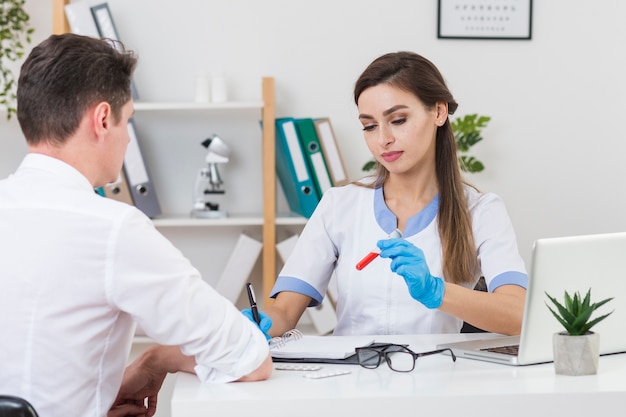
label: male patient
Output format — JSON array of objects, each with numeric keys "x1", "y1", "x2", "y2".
[{"x1": 0, "y1": 33, "x2": 272, "y2": 417}]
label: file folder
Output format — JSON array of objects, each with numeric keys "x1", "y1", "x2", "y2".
[
  {"x1": 295, "y1": 118, "x2": 333, "y2": 197},
  {"x1": 64, "y1": 1, "x2": 101, "y2": 37},
  {"x1": 214, "y1": 233, "x2": 263, "y2": 303},
  {"x1": 124, "y1": 120, "x2": 161, "y2": 218},
  {"x1": 314, "y1": 118, "x2": 349, "y2": 186},
  {"x1": 275, "y1": 118, "x2": 320, "y2": 218},
  {"x1": 102, "y1": 170, "x2": 134, "y2": 205},
  {"x1": 90, "y1": 3, "x2": 139, "y2": 99}
]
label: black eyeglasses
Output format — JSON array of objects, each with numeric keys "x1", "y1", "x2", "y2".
[{"x1": 355, "y1": 343, "x2": 456, "y2": 372}]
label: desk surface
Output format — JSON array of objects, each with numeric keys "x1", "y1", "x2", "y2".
[{"x1": 171, "y1": 333, "x2": 626, "y2": 417}]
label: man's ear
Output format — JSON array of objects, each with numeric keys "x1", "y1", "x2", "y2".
[{"x1": 92, "y1": 102, "x2": 112, "y2": 140}]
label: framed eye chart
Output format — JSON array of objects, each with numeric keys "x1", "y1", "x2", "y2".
[{"x1": 437, "y1": 0, "x2": 533, "y2": 40}]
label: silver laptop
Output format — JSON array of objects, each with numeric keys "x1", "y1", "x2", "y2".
[{"x1": 437, "y1": 232, "x2": 626, "y2": 365}]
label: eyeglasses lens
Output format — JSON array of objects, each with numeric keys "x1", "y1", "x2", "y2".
[
  {"x1": 386, "y1": 350, "x2": 415, "y2": 372},
  {"x1": 356, "y1": 348, "x2": 382, "y2": 368}
]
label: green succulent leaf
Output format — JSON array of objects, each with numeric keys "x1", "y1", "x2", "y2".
[{"x1": 545, "y1": 289, "x2": 614, "y2": 336}]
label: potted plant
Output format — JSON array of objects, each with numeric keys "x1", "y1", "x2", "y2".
[
  {"x1": 450, "y1": 114, "x2": 490, "y2": 173},
  {"x1": 361, "y1": 113, "x2": 490, "y2": 173},
  {"x1": 0, "y1": 0, "x2": 34, "y2": 120},
  {"x1": 545, "y1": 288, "x2": 614, "y2": 375}
]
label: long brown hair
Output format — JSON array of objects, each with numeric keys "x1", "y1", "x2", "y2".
[{"x1": 354, "y1": 51, "x2": 477, "y2": 284}]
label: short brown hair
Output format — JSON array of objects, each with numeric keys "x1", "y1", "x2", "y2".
[{"x1": 17, "y1": 33, "x2": 137, "y2": 146}]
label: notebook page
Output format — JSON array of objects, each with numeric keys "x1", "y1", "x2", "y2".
[{"x1": 270, "y1": 336, "x2": 375, "y2": 360}]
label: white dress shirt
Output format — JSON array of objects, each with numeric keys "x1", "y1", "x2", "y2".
[{"x1": 0, "y1": 154, "x2": 269, "y2": 417}]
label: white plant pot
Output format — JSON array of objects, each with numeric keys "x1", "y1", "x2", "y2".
[{"x1": 552, "y1": 331, "x2": 600, "y2": 376}]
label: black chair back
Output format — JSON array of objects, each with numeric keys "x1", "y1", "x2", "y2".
[{"x1": 0, "y1": 396, "x2": 39, "y2": 417}]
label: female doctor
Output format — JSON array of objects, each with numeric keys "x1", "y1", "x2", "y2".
[{"x1": 246, "y1": 51, "x2": 527, "y2": 337}]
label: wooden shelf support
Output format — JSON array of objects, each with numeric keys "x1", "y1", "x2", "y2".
[
  {"x1": 261, "y1": 77, "x2": 276, "y2": 305},
  {"x1": 52, "y1": 0, "x2": 70, "y2": 35}
]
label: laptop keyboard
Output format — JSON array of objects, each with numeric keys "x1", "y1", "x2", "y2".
[{"x1": 481, "y1": 344, "x2": 519, "y2": 356}]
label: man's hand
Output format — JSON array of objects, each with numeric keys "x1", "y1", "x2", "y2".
[
  {"x1": 107, "y1": 400, "x2": 149, "y2": 417},
  {"x1": 110, "y1": 346, "x2": 190, "y2": 417}
]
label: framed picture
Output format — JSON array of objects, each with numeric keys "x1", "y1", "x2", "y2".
[{"x1": 438, "y1": 0, "x2": 532, "y2": 40}]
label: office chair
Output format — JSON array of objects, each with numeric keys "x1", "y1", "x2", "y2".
[
  {"x1": 460, "y1": 277, "x2": 488, "y2": 333},
  {"x1": 0, "y1": 395, "x2": 39, "y2": 417}
]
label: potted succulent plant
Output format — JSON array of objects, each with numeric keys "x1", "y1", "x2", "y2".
[
  {"x1": 545, "y1": 288, "x2": 614, "y2": 375},
  {"x1": 0, "y1": 0, "x2": 34, "y2": 120}
]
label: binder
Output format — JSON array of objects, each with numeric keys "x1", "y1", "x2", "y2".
[
  {"x1": 64, "y1": 1, "x2": 101, "y2": 37},
  {"x1": 89, "y1": 3, "x2": 140, "y2": 99},
  {"x1": 275, "y1": 118, "x2": 320, "y2": 218},
  {"x1": 276, "y1": 234, "x2": 337, "y2": 335},
  {"x1": 214, "y1": 233, "x2": 263, "y2": 303},
  {"x1": 294, "y1": 118, "x2": 333, "y2": 197},
  {"x1": 124, "y1": 120, "x2": 161, "y2": 218},
  {"x1": 313, "y1": 118, "x2": 349, "y2": 186},
  {"x1": 102, "y1": 170, "x2": 134, "y2": 205}
]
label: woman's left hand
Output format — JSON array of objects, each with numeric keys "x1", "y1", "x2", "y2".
[{"x1": 378, "y1": 238, "x2": 445, "y2": 308}]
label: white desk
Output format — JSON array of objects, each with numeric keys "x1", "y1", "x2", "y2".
[{"x1": 171, "y1": 334, "x2": 626, "y2": 417}]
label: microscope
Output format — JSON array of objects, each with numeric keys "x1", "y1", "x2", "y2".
[{"x1": 191, "y1": 134, "x2": 231, "y2": 218}]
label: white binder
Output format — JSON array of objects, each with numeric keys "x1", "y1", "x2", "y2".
[
  {"x1": 215, "y1": 234, "x2": 263, "y2": 304},
  {"x1": 313, "y1": 118, "x2": 349, "y2": 186},
  {"x1": 124, "y1": 120, "x2": 161, "y2": 218},
  {"x1": 64, "y1": 1, "x2": 100, "y2": 37}
]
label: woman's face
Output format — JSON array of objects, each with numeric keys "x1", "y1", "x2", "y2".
[{"x1": 357, "y1": 83, "x2": 445, "y2": 177}]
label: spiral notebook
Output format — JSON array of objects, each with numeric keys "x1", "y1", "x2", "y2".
[{"x1": 269, "y1": 330, "x2": 374, "y2": 361}]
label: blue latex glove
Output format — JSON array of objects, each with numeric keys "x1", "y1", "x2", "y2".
[
  {"x1": 377, "y1": 238, "x2": 445, "y2": 309},
  {"x1": 241, "y1": 309, "x2": 273, "y2": 340}
]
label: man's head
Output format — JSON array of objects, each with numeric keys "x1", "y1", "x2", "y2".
[{"x1": 17, "y1": 33, "x2": 137, "y2": 146}]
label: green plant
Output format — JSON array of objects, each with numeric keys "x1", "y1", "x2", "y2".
[
  {"x1": 361, "y1": 113, "x2": 491, "y2": 174},
  {"x1": 451, "y1": 113, "x2": 490, "y2": 173},
  {"x1": 545, "y1": 288, "x2": 614, "y2": 336},
  {"x1": 0, "y1": 0, "x2": 34, "y2": 120}
]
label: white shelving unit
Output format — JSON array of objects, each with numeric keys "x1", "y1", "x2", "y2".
[
  {"x1": 52, "y1": 0, "x2": 306, "y2": 302},
  {"x1": 130, "y1": 77, "x2": 297, "y2": 303}
]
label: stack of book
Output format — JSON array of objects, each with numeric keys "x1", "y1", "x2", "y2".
[{"x1": 275, "y1": 117, "x2": 348, "y2": 218}]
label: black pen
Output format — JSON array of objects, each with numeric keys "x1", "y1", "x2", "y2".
[{"x1": 246, "y1": 283, "x2": 261, "y2": 325}]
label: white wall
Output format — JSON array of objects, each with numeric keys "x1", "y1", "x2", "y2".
[{"x1": 4, "y1": 0, "x2": 626, "y2": 267}]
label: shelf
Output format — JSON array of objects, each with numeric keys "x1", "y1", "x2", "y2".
[
  {"x1": 152, "y1": 214, "x2": 307, "y2": 228},
  {"x1": 133, "y1": 101, "x2": 263, "y2": 111},
  {"x1": 275, "y1": 214, "x2": 309, "y2": 226},
  {"x1": 153, "y1": 214, "x2": 264, "y2": 227}
]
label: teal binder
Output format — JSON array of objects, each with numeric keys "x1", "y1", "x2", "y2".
[
  {"x1": 295, "y1": 118, "x2": 333, "y2": 197},
  {"x1": 275, "y1": 118, "x2": 320, "y2": 218}
]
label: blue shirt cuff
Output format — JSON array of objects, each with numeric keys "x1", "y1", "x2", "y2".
[
  {"x1": 488, "y1": 271, "x2": 528, "y2": 292},
  {"x1": 270, "y1": 276, "x2": 324, "y2": 307}
]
